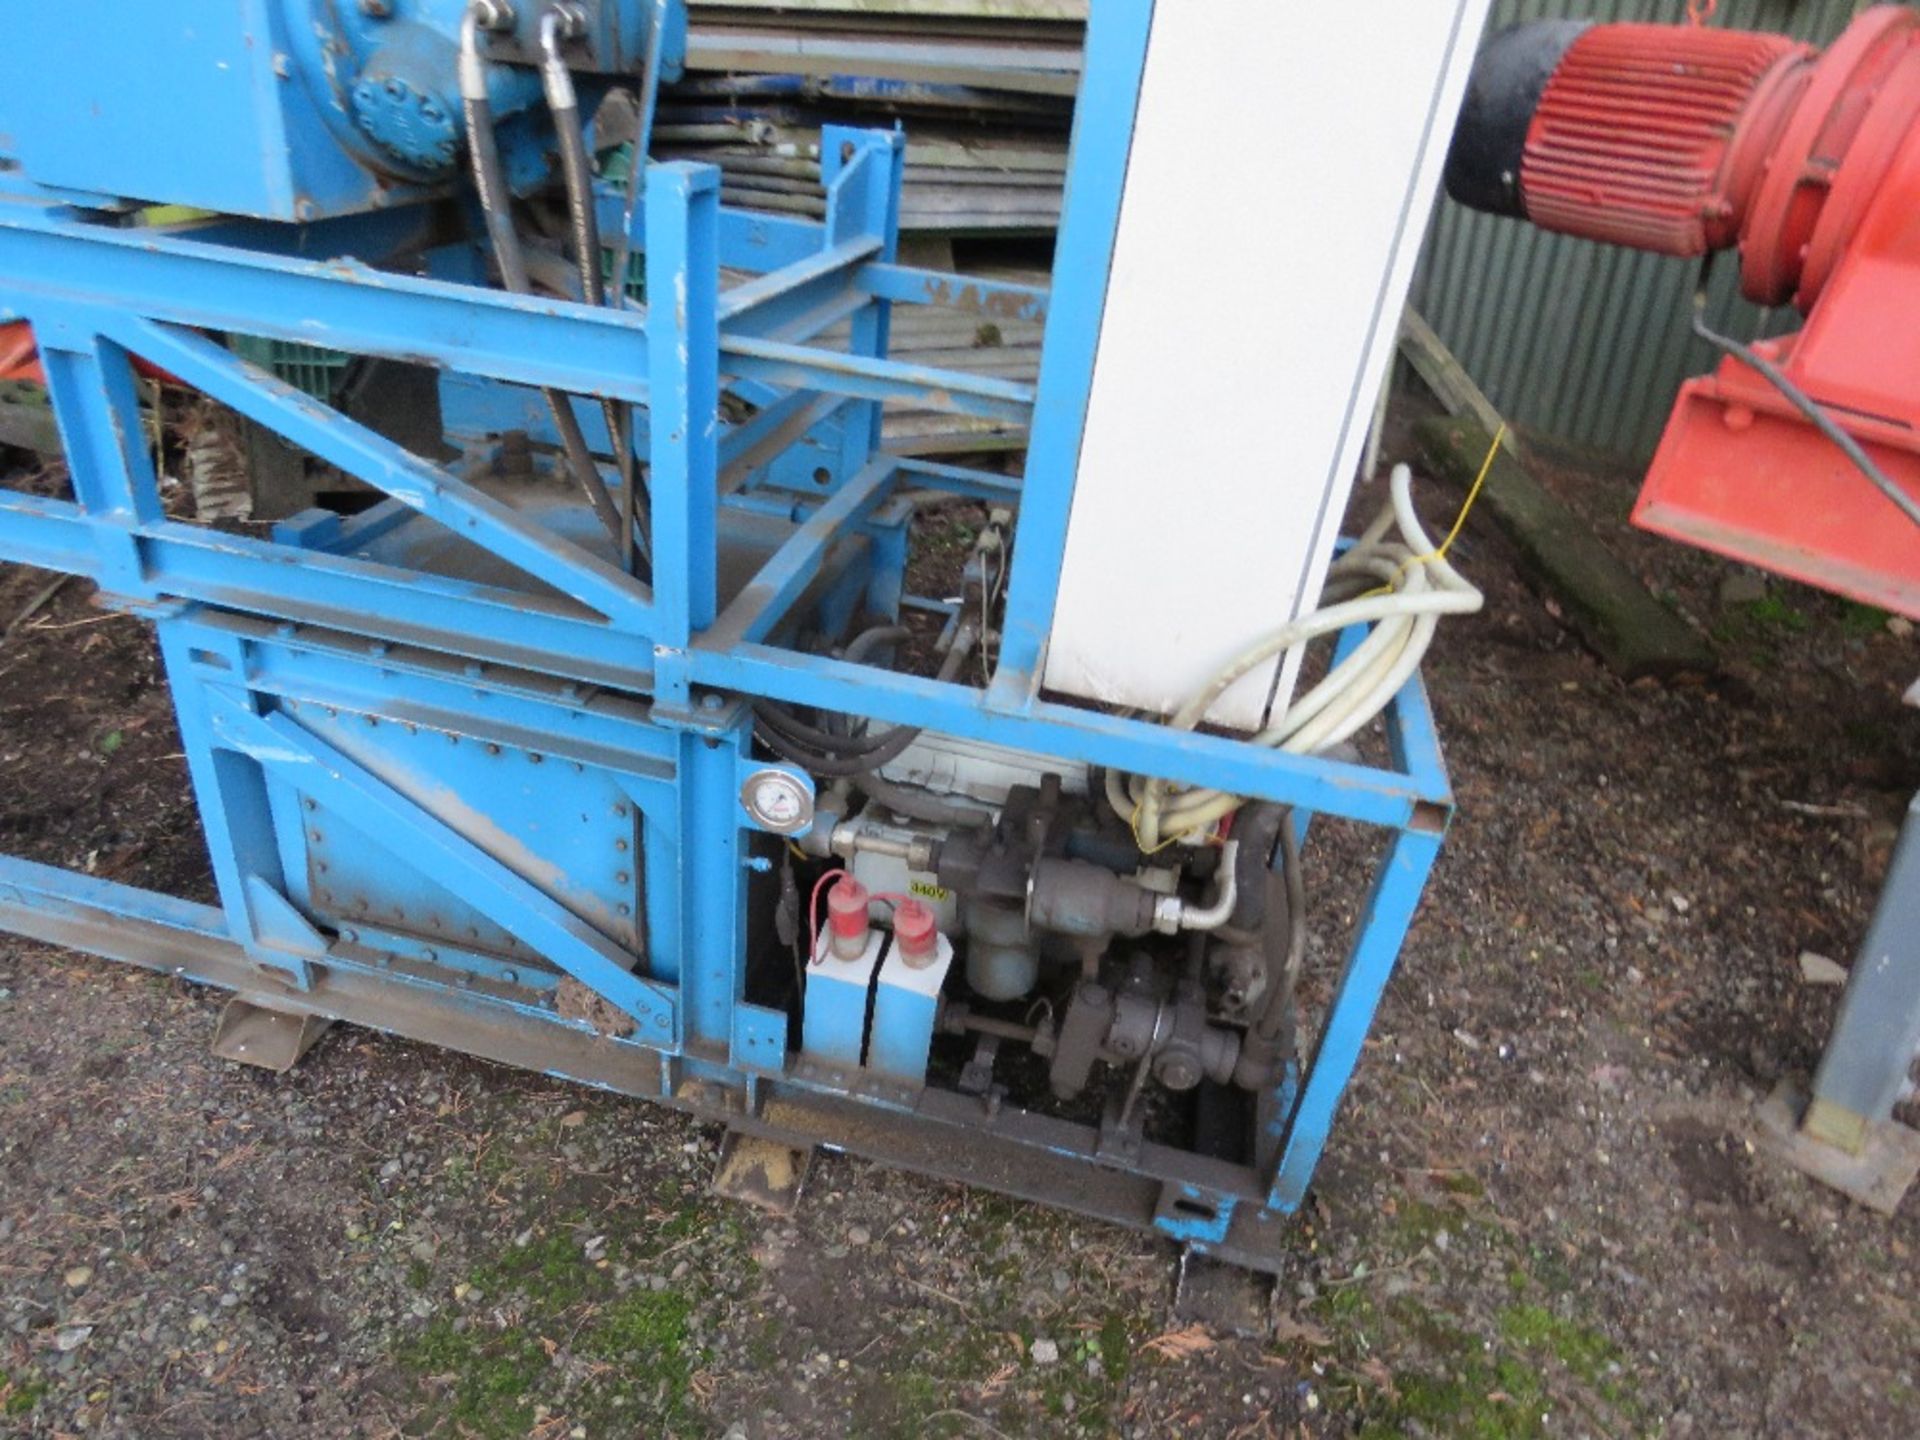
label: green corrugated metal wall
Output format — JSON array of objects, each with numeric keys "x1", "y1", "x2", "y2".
[{"x1": 1411, "y1": 0, "x2": 1872, "y2": 461}]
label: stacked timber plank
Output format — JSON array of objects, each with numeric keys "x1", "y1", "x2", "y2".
[
  {"x1": 671, "y1": 1, "x2": 1082, "y2": 235},
  {"x1": 677, "y1": 3, "x2": 1073, "y2": 452}
]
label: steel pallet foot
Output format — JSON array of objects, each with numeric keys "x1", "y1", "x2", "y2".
[
  {"x1": 1171, "y1": 1247, "x2": 1274, "y2": 1338},
  {"x1": 1755, "y1": 1079, "x2": 1920, "y2": 1215},
  {"x1": 712, "y1": 1128, "x2": 816, "y2": 1216},
  {"x1": 210, "y1": 997, "x2": 335, "y2": 1074}
]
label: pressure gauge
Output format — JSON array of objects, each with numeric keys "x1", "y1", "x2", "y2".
[{"x1": 740, "y1": 767, "x2": 813, "y2": 834}]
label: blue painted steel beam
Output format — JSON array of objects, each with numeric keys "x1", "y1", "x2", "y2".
[
  {"x1": 719, "y1": 390, "x2": 848, "y2": 493},
  {"x1": 0, "y1": 492, "x2": 654, "y2": 689},
  {"x1": 1268, "y1": 822, "x2": 1444, "y2": 1210},
  {"x1": 0, "y1": 202, "x2": 658, "y2": 403},
  {"x1": 723, "y1": 335, "x2": 1035, "y2": 425},
  {"x1": 706, "y1": 458, "x2": 900, "y2": 648},
  {"x1": 0, "y1": 478, "x2": 1447, "y2": 830},
  {"x1": 716, "y1": 236, "x2": 884, "y2": 331},
  {"x1": 989, "y1": 0, "x2": 1155, "y2": 698},
  {"x1": 692, "y1": 640, "x2": 1451, "y2": 828},
  {"x1": 117, "y1": 316, "x2": 658, "y2": 627},
  {"x1": 857, "y1": 263, "x2": 1050, "y2": 324}
]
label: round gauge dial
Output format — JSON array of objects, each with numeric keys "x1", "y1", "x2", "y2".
[{"x1": 740, "y1": 768, "x2": 813, "y2": 834}]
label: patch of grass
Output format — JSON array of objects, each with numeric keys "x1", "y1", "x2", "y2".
[
  {"x1": 585, "y1": 1288, "x2": 701, "y2": 1421},
  {"x1": 1840, "y1": 600, "x2": 1889, "y2": 637},
  {"x1": 1743, "y1": 594, "x2": 1809, "y2": 632},
  {"x1": 1498, "y1": 1303, "x2": 1618, "y2": 1387},
  {"x1": 398, "y1": 1320, "x2": 548, "y2": 1440},
  {"x1": 3, "y1": 1369, "x2": 49, "y2": 1418},
  {"x1": 399, "y1": 1206, "x2": 726, "y2": 1440},
  {"x1": 1389, "y1": 1199, "x2": 1458, "y2": 1253},
  {"x1": 1368, "y1": 1356, "x2": 1550, "y2": 1440}
]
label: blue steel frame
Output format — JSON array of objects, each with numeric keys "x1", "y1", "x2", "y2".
[{"x1": 0, "y1": 0, "x2": 1454, "y2": 1270}]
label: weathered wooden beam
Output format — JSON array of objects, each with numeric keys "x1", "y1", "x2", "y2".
[
  {"x1": 1417, "y1": 414, "x2": 1717, "y2": 680},
  {"x1": 1400, "y1": 306, "x2": 1715, "y2": 680}
]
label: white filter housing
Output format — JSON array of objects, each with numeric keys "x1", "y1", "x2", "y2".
[{"x1": 1042, "y1": 0, "x2": 1494, "y2": 731}]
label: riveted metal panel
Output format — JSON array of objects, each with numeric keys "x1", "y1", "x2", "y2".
[{"x1": 1411, "y1": 0, "x2": 1867, "y2": 461}]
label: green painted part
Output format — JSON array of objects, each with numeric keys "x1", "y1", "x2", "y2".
[
  {"x1": 230, "y1": 334, "x2": 351, "y2": 402},
  {"x1": 1411, "y1": 0, "x2": 1865, "y2": 463}
]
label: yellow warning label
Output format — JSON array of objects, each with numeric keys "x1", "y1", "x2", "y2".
[{"x1": 909, "y1": 879, "x2": 951, "y2": 901}]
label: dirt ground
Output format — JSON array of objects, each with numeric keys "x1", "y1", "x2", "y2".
[{"x1": 1, "y1": 417, "x2": 1917, "y2": 1440}]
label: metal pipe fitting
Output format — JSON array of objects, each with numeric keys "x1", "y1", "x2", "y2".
[
  {"x1": 1170, "y1": 840, "x2": 1239, "y2": 933},
  {"x1": 470, "y1": 0, "x2": 516, "y2": 31}
]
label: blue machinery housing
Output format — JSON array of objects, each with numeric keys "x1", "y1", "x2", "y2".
[{"x1": 0, "y1": 1, "x2": 1453, "y2": 1273}]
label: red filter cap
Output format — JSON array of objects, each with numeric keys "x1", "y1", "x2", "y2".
[
  {"x1": 894, "y1": 899, "x2": 938, "y2": 965},
  {"x1": 826, "y1": 877, "x2": 871, "y2": 939}
]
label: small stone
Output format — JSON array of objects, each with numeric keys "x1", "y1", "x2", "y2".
[
  {"x1": 1799, "y1": 951, "x2": 1848, "y2": 986},
  {"x1": 846, "y1": 1225, "x2": 871, "y2": 1247},
  {"x1": 1030, "y1": 1338, "x2": 1059, "y2": 1365},
  {"x1": 1718, "y1": 571, "x2": 1767, "y2": 607},
  {"x1": 723, "y1": 1425, "x2": 749, "y2": 1440},
  {"x1": 64, "y1": 1266, "x2": 93, "y2": 1290},
  {"x1": 1888, "y1": 615, "x2": 1915, "y2": 639},
  {"x1": 54, "y1": 1325, "x2": 93, "y2": 1352},
  {"x1": 379, "y1": 1159, "x2": 403, "y2": 1181},
  {"x1": 560, "y1": 1111, "x2": 588, "y2": 1128}
]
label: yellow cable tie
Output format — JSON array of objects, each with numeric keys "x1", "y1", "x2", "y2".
[{"x1": 1360, "y1": 423, "x2": 1505, "y2": 598}]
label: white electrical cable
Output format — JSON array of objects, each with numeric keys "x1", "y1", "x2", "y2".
[{"x1": 1112, "y1": 464, "x2": 1482, "y2": 849}]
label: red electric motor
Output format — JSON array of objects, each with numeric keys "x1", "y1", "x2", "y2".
[{"x1": 1447, "y1": 6, "x2": 1920, "y2": 616}]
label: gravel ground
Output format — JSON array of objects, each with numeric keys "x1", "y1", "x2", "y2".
[{"x1": 1, "y1": 426, "x2": 1917, "y2": 1439}]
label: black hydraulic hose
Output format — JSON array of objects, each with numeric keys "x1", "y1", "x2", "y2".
[
  {"x1": 1690, "y1": 293, "x2": 1920, "y2": 533},
  {"x1": 842, "y1": 623, "x2": 913, "y2": 666},
  {"x1": 1255, "y1": 812, "x2": 1306, "y2": 1045},
  {"x1": 754, "y1": 628, "x2": 974, "y2": 777},
  {"x1": 1226, "y1": 803, "x2": 1287, "y2": 934},
  {"x1": 460, "y1": 10, "x2": 624, "y2": 547},
  {"x1": 539, "y1": 10, "x2": 650, "y2": 575},
  {"x1": 750, "y1": 627, "x2": 913, "y2": 755}
]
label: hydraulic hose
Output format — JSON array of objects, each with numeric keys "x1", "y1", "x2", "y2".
[
  {"x1": 1111, "y1": 465, "x2": 1483, "y2": 849},
  {"x1": 460, "y1": 8, "x2": 625, "y2": 548},
  {"x1": 754, "y1": 627, "x2": 976, "y2": 778},
  {"x1": 538, "y1": 8, "x2": 651, "y2": 574},
  {"x1": 1258, "y1": 811, "x2": 1306, "y2": 1046}
]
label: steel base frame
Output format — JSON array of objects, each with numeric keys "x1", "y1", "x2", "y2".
[{"x1": 0, "y1": 0, "x2": 1456, "y2": 1271}]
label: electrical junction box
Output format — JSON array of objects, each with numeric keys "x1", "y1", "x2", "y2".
[{"x1": 1042, "y1": 0, "x2": 1495, "y2": 731}]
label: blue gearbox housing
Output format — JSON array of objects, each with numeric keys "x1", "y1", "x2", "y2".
[{"x1": 0, "y1": 0, "x2": 685, "y2": 221}]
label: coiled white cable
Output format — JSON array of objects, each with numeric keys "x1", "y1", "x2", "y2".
[{"x1": 1111, "y1": 464, "x2": 1483, "y2": 849}]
